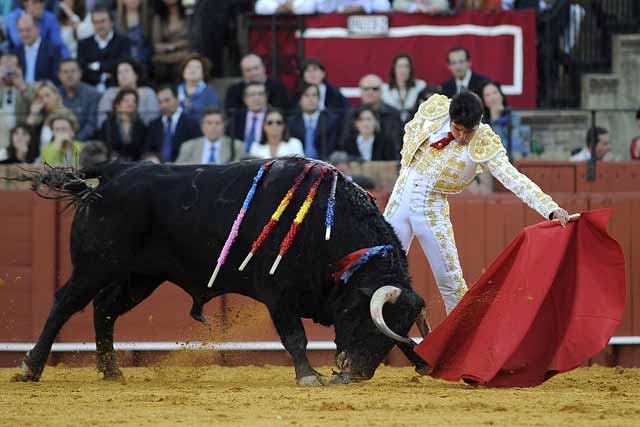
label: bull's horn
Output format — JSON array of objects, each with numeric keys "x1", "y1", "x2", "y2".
[{"x1": 369, "y1": 286, "x2": 412, "y2": 345}]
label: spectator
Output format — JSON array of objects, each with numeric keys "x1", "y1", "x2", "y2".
[
  {"x1": 340, "y1": 104, "x2": 397, "y2": 161},
  {"x1": 58, "y1": 0, "x2": 94, "y2": 58},
  {"x1": 13, "y1": 13, "x2": 62, "y2": 83},
  {"x1": 298, "y1": 58, "x2": 349, "y2": 114},
  {"x1": 58, "y1": 59, "x2": 100, "y2": 141},
  {"x1": 255, "y1": 0, "x2": 317, "y2": 14},
  {"x1": 225, "y1": 53, "x2": 290, "y2": 114},
  {"x1": 569, "y1": 127, "x2": 613, "y2": 162},
  {"x1": 288, "y1": 82, "x2": 340, "y2": 160},
  {"x1": 98, "y1": 87, "x2": 147, "y2": 160},
  {"x1": 177, "y1": 54, "x2": 220, "y2": 123},
  {"x1": 115, "y1": 0, "x2": 152, "y2": 76},
  {"x1": 146, "y1": 85, "x2": 201, "y2": 163},
  {"x1": 382, "y1": 53, "x2": 427, "y2": 122},
  {"x1": 151, "y1": 0, "x2": 190, "y2": 84},
  {"x1": 5, "y1": 0, "x2": 69, "y2": 58},
  {"x1": 0, "y1": 124, "x2": 38, "y2": 164},
  {"x1": 0, "y1": 53, "x2": 34, "y2": 151},
  {"x1": 97, "y1": 58, "x2": 159, "y2": 126},
  {"x1": 393, "y1": 0, "x2": 449, "y2": 13},
  {"x1": 249, "y1": 108, "x2": 304, "y2": 159},
  {"x1": 26, "y1": 80, "x2": 64, "y2": 147},
  {"x1": 316, "y1": 0, "x2": 391, "y2": 13},
  {"x1": 630, "y1": 108, "x2": 640, "y2": 160},
  {"x1": 479, "y1": 80, "x2": 527, "y2": 158},
  {"x1": 230, "y1": 81, "x2": 269, "y2": 153},
  {"x1": 440, "y1": 47, "x2": 489, "y2": 98},
  {"x1": 343, "y1": 73, "x2": 403, "y2": 153},
  {"x1": 176, "y1": 107, "x2": 246, "y2": 165},
  {"x1": 77, "y1": 6, "x2": 131, "y2": 91},
  {"x1": 328, "y1": 150, "x2": 376, "y2": 189},
  {"x1": 40, "y1": 109, "x2": 85, "y2": 165}
]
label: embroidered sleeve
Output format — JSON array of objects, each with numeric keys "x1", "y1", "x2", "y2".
[{"x1": 484, "y1": 151, "x2": 559, "y2": 219}]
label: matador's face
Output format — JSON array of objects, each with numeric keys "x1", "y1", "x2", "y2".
[{"x1": 450, "y1": 122, "x2": 479, "y2": 145}]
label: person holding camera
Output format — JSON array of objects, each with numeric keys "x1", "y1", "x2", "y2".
[{"x1": 0, "y1": 53, "x2": 34, "y2": 155}]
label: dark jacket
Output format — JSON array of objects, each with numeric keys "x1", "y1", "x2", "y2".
[
  {"x1": 341, "y1": 103, "x2": 403, "y2": 155},
  {"x1": 77, "y1": 33, "x2": 131, "y2": 86},
  {"x1": 99, "y1": 114, "x2": 147, "y2": 161},
  {"x1": 441, "y1": 71, "x2": 489, "y2": 98},
  {"x1": 13, "y1": 39, "x2": 62, "y2": 84},
  {"x1": 341, "y1": 132, "x2": 398, "y2": 161},
  {"x1": 224, "y1": 78, "x2": 290, "y2": 114},
  {"x1": 287, "y1": 110, "x2": 340, "y2": 160},
  {"x1": 146, "y1": 111, "x2": 202, "y2": 162}
]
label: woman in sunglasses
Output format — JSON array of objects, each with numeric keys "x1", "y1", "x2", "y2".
[{"x1": 250, "y1": 108, "x2": 304, "y2": 159}]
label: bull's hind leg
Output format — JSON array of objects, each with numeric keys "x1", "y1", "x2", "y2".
[
  {"x1": 268, "y1": 307, "x2": 328, "y2": 387},
  {"x1": 93, "y1": 276, "x2": 162, "y2": 381},
  {"x1": 13, "y1": 273, "x2": 106, "y2": 382}
]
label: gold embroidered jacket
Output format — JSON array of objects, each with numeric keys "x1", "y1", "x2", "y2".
[{"x1": 396, "y1": 94, "x2": 558, "y2": 219}]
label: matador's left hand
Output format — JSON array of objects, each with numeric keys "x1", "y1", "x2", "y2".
[{"x1": 551, "y1": 208, "x2": 570, "y2": 227}]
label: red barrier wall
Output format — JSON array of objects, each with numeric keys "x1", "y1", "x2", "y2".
[{"x1": 1, "y1": 189, "x2": 639, "y2": 368}]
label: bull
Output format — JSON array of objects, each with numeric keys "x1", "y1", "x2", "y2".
[{"x1": 13, "y1": 158, "x2": 430, "y2": 385}]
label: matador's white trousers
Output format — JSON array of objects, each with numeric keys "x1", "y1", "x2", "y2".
[{"x1": 384, "y1": 168, "x2": 468, "y2": 314}]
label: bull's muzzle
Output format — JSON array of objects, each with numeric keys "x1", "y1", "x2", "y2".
[{"x1": 369, "y1": 285, "x2": 415, "y2": 345}]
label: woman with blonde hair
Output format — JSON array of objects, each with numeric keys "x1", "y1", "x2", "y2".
[
  {"x1": 26, "y1": 81, "x2": 65, "y2": 148},
  {"x1": 40, "y1": 109, "x2": 85, "y2": 166}
]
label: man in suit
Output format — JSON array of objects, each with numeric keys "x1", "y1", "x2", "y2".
[
  {"x1": 440, "y1": 47, "x2": 489, "y2": 98},
  {"x1": 229, "y1": 81, "x2": 268, "y2": 153},
  {"x1": 288, "y1": 82, "x2": 340, "y2": 160},
  {"x1": 341, "y1": 74, "x2": 403, "y2": 154},
  {"x1": 5, "y1": 0, "x2": 69, "y2": 58},
  {"x1": 77, "y1": 6, "x2": 130, "y2": 91},
  {"x1": 224, "y1": 54, "x2": 289, "y2": 114},
  {"x1": 176, "y1": 107, "x2": 246, "y2": 165},
  {"x1": 146, "y1": 85, "x2": 202, "y2": 163},
  {"x1": 12, "y1": 13, "x2": 61, "y2": 84},
  {"x1": 298, "y1": 58, "x2": 349, "y2": 114}
]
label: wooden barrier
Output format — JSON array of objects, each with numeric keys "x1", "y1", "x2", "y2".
[{"x1": 1, "y1": 165, "x2": 639, "y2": 368}]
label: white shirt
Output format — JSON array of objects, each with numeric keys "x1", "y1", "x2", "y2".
[
  {"x1": 356, "y1": 134, "x2": 375, "y2": 161},
  {"x1": 201, "y1": 137, "x2": 222, "y2": 164},
  {"x1": 24, "y1": 37, "x2": 41, "y2": 83},
  {"x1": 316, "y1": 0, "x2": 391, "y2": 13},
  {"x1": 455, "y1": 69, "x2": 472, "y2": 93},
  {"x1": 249, "y1": 137, "x2": 304, "y2": 159},
  {"x1": 94, "y1": 30, "x2": 114, "y2": 50},
  {"x1": 255, "y1": 0, "x2": 317, "y2": 14}
]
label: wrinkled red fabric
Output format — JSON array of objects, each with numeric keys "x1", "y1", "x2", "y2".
[{"x1": 415, "y1": 209, "x2": 626, "y2": 387}]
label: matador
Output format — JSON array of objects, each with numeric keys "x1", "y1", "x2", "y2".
[{"x1": 384, "y1": 92, "x2": 569, "y2": 314}]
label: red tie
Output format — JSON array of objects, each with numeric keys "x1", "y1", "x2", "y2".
[{"x1": 430, "y1": 132, "x2": 455, "y2": 150}]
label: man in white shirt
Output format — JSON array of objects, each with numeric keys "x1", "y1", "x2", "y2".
[
  {"x1": 13, "y1": 14, "x2": 61, "y2": 83},
  {"x1": 316, "y1": 0, "x2": 391, "y2": 13},
  {"x1": 569, "y1": 127, "x2": 613, "y2": 162},
  {"x1": 176, "y1": 107, "x2": 246, "y2": 165},
  {"x1": 440, "y1": 47, "x2": 489, "y2": 98},
  {"x1": 255, "y1": 0, "x2": 317, "y2": 15}
]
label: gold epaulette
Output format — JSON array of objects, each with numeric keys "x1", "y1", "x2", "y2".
[
  {"x1": 401, "y1": 95, "x2": 450, "y2": 162},
  {"x1": 468, "y1": 124, "x2": 506, "y2": 163}
]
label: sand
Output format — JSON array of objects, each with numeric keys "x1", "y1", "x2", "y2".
[{"x1": 1, "y1": 364, "x2": 640, "y2": 426}]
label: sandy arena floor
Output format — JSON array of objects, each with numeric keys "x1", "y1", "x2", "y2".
[{"x1": 1, "y1": 363, "x2": 640, "y2": 426}]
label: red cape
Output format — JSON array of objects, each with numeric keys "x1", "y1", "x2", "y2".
[{"x1": 415, "y1": 209, "x2": 626, "y2": 387}]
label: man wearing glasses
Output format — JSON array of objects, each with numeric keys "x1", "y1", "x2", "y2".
[
  {"x1": 384, "y1": 92, "x2": 569, "y2": 314},
  {"x1": 341, "y1": 74, "x2": 403, "y2": 154}
]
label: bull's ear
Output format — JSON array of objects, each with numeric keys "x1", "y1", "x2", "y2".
[{"x1": 358, "y1": 287, "x2": 374, "y2": 297}]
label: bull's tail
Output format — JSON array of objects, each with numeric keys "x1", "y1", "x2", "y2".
[{"x1": 4, "y1": 164, "x2": 101, "y2": 212}]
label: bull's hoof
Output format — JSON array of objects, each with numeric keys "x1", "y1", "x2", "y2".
[
  {"x1": 296, "y1": 374, "x2": 328, "y2": 387},
  {"x1": 329, "y1": 372, "x2": 359, "y2": 384},
  {"x1": 11, "y1": 360, "x2": 42, "y2": 382},
  {"x1": 102, "y1": 368, "x2": 125, "y2": 382}
]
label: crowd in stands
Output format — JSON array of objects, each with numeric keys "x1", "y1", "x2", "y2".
[{"x1": 0, "y1": 0, "x2": 636, "y2": 174}]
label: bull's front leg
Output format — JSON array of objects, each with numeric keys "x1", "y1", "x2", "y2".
[{"x1": 268, "y1": 307, "x2": 328, "y2": 386}]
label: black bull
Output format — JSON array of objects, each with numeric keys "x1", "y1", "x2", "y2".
[{"x1": 14, "y1": 158, "x2": 430, "y2": 385}]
